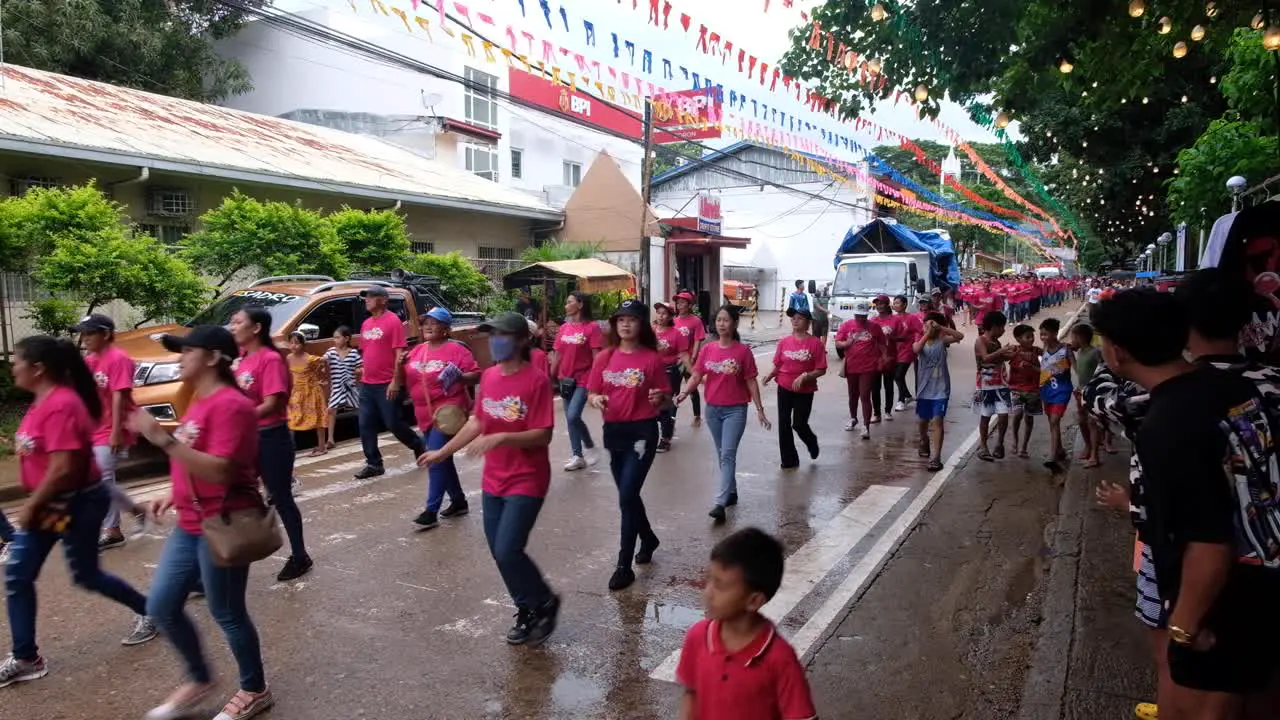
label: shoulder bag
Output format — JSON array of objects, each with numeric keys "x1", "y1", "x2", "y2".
[{"x1": 187, "y1": 472, "x2": 282, "y2": 568}]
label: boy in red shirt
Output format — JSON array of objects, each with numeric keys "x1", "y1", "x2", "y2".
[{"x1": 677, "y1": 528, "x2": 817, "y2": 720}]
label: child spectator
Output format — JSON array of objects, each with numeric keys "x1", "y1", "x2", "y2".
[
  {"x1": 677, "y1": 528, "x2": 816, "y2": 720},
  {"x1": 1008, "y1": 324, "x2": 1043, "y2": 459},
  {"x1": 323, "y1": 326, "x2": 361, "y2": 450},
  {"x1": 1039, "y1": 317, "x2": 1074, "y2": 473},
  {"x1": 287, "y1": 331, "x2": 329, "y2": 456},
  {"x1": 974, "y1": 311, "x2": 1016, "y2": 461},
  {"x1": 1071, "y1": 324, "x2": 1102, "y2": 468}
]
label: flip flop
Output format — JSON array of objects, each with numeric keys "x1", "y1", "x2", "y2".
[
  {"x1": 1083, "y1": 459, "x2": 1101, "y2": 469},
  {"x1": 927, "y1": 459, "x2": 944, "y2": 471},
  {"x1": 992, "y1": 446, "x2": 1005, "y2": 459},
  {"x1": 978, "y1": 449, "x2": 995, "y2": 462}
]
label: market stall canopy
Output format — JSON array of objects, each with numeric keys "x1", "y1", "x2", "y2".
[{"x1": 502, "y1": 258, "x2": 636, "y2": 293}]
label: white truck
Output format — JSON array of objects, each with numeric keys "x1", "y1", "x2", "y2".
[{"x1": 827, "y1": 220, "x2": 959, "y2": 329}]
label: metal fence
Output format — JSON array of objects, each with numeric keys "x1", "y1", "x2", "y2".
[
  {"x1": 467, "y1": 257, "x2": 525, "y2": 287},
  {"x1": 0, "y1": 273, "x2": 142, "y2": 359}
]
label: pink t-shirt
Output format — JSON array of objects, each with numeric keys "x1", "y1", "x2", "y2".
[
  {"x1": 772, "y1": 335, "x2": 828, "y2": 394},
  {"x1": 85, "y1": 345, "x2": 136, "y2": 447},
  {"x1": 169, "y1": 386, "x2": 263, "y2": 535},
  {"x1": 404, "y1": 340, "x2": 479, "y2": 428},
  {"x1": 15, "y1": 386, "x2": 100, "y2": 493},
  {"x1": 893, "y1": 313, "x2": 925, "y2": 363},
  {"x1": 474, "y1": 364, "x2": 555, "y2": 497},
  {"x1": 869, "y1": 314, "x2": 898, "y2": 370},
  {"x1": 836, "y1": 318, "x2": 888, "y2": 374},
  {"x1": 696, "y1": 341, "x2": 758, "y2": 407},
  {"x1": 235, "y1": 347, "x2": 291, "y2": 428},
  {"x1": 674, "y1": 313, "x2": 707, "y2": 347},
  {"x1": 587, "y1": 347, "x2": 669, "y2": 423},
  {"x1": 656, "y1": 325, "x2": 690, "y2": 365},
  {"x1": 531, "y1": 347, "x2": 551, "y2": 378},
  {"x1": 359, "y1": 311, "x2": 407, "y2": 385},
  {"x1": 553, "y1": 320, "x2": 603, "y2": 384}
]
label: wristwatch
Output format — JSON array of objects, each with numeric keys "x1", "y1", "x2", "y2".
[{"x1": 1168, "y1": 625, "x2": 1196, "y2": 646}]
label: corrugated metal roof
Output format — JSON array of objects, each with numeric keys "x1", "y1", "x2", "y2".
[{"x1": 0, "y1": 65, "x2": 561, "y2": 221}]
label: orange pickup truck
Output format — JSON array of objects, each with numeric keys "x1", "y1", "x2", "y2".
[{"x1": 116, "y1": 272, "x2": 489, "y2": 428}]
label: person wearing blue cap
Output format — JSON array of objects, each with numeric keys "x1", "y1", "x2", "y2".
[{"x1": 403, "y1": 307, "x2": 481, "y2": 530}]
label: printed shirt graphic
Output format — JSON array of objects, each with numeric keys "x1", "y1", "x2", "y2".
[
  {"x1": 554, "y1": 320, "x2": 604, "y2": 384},
  {"x1": 15, "y1": 386, "x2": 100, "y2": 493},
  {"x1": 836, "y1": 318, "x2": 887, "y2": 374},
  {"x1": 404, "y1": 340, "x2": 479, "y2": 428},
  {"x1": 1040, "y1": 345, "x2": 1073, "y2": 404},
  {"x1": 587, "y1": 347, "x2": 668, "y2": 423},
  {"x1": 474, "y1": 364, "x2": 555, "y2": 497},
  {"x1": 772, "y1": 335, "x2": 828, "y2": 394},
  {"x1": 674, "y1": 314, "x2": 707, "y2": 344},
  {"x1": 358, "y1": 311, "x2": 407, "y2": 384},
  {"x1": 84, "y1": 345, "x2": 136, "y2": 446},
  {"x1": 235, "y1": 348, "x2": 291, "y2": 428},
  {"x1": 975, "y1": 338, "x2": 1008, "y2": 390},
  {"x1": 869, "y1": 315, "x2": 899, "y2": 369},
  {"x1": 169, "y1": 387, "x2": 262, "y2": 534},
  {"x1": 697, "y1": 341, "x2": 758, "y2": 406},
  {"x1": 656, "y1": 325, "x2": 690, "y2": 364}
]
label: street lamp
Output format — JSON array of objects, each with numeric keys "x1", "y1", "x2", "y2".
[{"x1": 1157, "y1": 232, "x2": 1172, "y2": 272}]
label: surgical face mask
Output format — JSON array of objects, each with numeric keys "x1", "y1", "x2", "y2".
[{"x1": 490, "y1": 334, "x2": 518, "y2": 363}]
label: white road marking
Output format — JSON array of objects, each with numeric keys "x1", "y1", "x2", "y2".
[{"x1": 649, "y1": 484, "x2": 908, "y2": 682}]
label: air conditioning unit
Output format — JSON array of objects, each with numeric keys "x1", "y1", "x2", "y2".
[{"x1": 148, "y1": 188, "x2": 196, "y2": 217}]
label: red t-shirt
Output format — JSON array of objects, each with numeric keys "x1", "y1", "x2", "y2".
[
  {"x1": 85, "y1": 344, "x2": 136, "y2": 447},
  {"x1": 474, "y1": 364, "x2": 555, "y2": 497},
  {"x1": 1008, "y1": 347, "x2": 1041, "y2": 392},
  {"x1": 404, "y1": 340, "x2": 479, "y2": 428},
  {"x1": 15, "y1": 386, "x2": 100, "y2": 493},
  {"x1": 170, "y1": 386, "x2": 263, "y2": 535},
  {"x1": 696, "y1": 341, "x2": 758, "y2": 407},
  {"x1": 359, "y1": 311, "x2": 407, "y2": 385},
  {"x1": 587, "y1": 346, "x2": 669, "y2": 423},
  {"x1": 893, "y1": 313, "x2": 924, "y2": 363},
  {"x1": 870, "y1": 314, "x2": 899, "y2": 370},
  {"x1": 553, "y1": 320, "x2": 604, "y2": 384},
  {"x1": 656, "y1": 325, "x2": 690, "y2": 365},
  {"x1": 530, "y1": 347, "x2": 550, "y2": 378},
  {"x1": 772, "y1": 335, "x2": 827, "y2": 394},
  {"x1": 235, "y1": 347, "x2": 291, "y2": 428},
  {"x1": 676, "y1": 619, "x2": 817, "y2": 720},
  {"x1": 836, "y1": 318, "x2": 887, "y2": 374},
  {"x1": 674, "y1": 313, "x2": 707, "y2": 347}
]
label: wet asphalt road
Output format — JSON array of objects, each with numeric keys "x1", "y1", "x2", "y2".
[{"x1": 0, "y1": 304, "x2": 1083, "y2": 720}]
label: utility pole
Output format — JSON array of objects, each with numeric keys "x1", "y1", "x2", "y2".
[{"x1": 637, "y1": 99, "x2": 655, "y2": 306}]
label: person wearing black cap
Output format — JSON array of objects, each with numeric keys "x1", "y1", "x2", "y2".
[
  {"x1": 762, "y1": 307, "x2": 826, "y2": 469},
  {"x1": 586, "y1": 300, "x2": 668, "y2": 591},
  {"x1": 419, "y1": 312, "x2": 561, "y2": 645},
  {"x1": 127, "y1": 325, "x2": 274, "y2": 720}
]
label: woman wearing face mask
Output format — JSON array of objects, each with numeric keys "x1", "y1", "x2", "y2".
[
  {"x1": 419, "y1": 312, "x2": 560, "y2": 645},
  {"x1": 229, "y1": 308, "x2": 311, "y2": 583},
  {"x1": 652, "y1": 301, "x2": 690, "y2": 452},
  {"x1": 587, "y1": 300, "x2": 670, "y2": 591},
  {"x1": 551, "y1": 291, "x2": 602, "y2": 472},
  {"x1": 676, "y1": 306, "x2": 771, "y2": 523},
  {"x1": 404, "y1": 307, "x2": 480, "y2": 530},
  {"x1": 0, "y1": 336, "x2": 153, "y2": 690},
  {"x1": 128, "y1": 325, "x2": 273, "y2": 720}
]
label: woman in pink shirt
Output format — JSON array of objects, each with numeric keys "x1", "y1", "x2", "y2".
[
  {"x1": 677, "y1": 306, "x2": 771, "y2": 524},
  {"x1": 762, "y1": 308, "x2": 827, "y2": 469},
  {"x1": 587, "y1": 300, "x2": 671, "y2": 591},
  {"x1": 891, "y1": 295, "x2": 924, "y2": 412},
  {"x1": 869, "y1": 295, "x2": 900, "y2": 422},
  {"x1": 405, "y1": 307, "x2": 480, "y2": 530},
  {"x1": 230, "y1": 308, "x2": 310, "y2": 583},
  {"x1": 652, "y1": 301, "x2": 691, "y2": 452},
  {"x1": 0, "y1": 336, "x2": 152, "y2": 690},
  {"x1": 672, "y1": 290, "x2": 706, "y2": 426},
  {"x1": 836, "y1": 302, "x2": 890, "y2": 440},
  {"x1": 419, "y1": 312, "x2": 560, "y2": 646},
  {"x1": 552, "y1": 291, "x2": 603, "y2": 471},
  {"x1": 128, "y1": 325, "x2": 273, "y2": 720}
]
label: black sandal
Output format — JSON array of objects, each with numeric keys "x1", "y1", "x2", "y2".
[
  {"x1": 978, "y1": 449, "x2": 995, "y2": 462},
  {"x1": 992, "y1": 445, "x2": 1005, "y2": 460},
  {"x1": 927, "y1": 459, "x2": 944, "y2": 471}
]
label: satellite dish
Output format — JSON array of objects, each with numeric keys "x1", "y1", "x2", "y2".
[{"x1": 421, "y1": 91, "x2": 443, "y2": 109}]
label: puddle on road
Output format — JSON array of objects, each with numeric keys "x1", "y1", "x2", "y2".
[
  {"x1": 642, "y1": 600, "x2": 704, "y2": 631},
  {"x1": 550, "y1": 671, "x2": 608, "y2": 714}
]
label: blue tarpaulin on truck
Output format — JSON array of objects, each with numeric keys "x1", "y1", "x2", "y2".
[{"x1": 834, "y1": 219, "x2": 961, "y2": 291}]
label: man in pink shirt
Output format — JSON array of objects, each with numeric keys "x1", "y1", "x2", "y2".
[{"x1": 354, "y1": 285, "x2": 426, "y2": 479}]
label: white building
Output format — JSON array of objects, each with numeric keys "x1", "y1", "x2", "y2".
[{"x1": 216, "y1": 5, "x2": 644, "y2": 241}]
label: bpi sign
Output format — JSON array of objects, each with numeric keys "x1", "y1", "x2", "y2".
[
  {"x1": 561, "y1": 90, "x2": 593, "y2": 118},
  {"x1": 697, "y1": 194, "x2": 722, "y2": 234}
]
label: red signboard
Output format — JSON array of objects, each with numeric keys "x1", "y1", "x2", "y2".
[
  {"x1": 697, "y1": 194, "x2": 722, "y2": 234},
  {"x1": 652, "y1": 89, "x2": 723, "y2": 144},
  {"x1": 507, "y1": 68, "x2": 643, "y2": 140}
]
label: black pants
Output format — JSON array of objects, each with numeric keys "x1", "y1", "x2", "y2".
[
  {"x1": 777, "y1": 387, "x2": 818, "y2": 467},
  {"x1": 604, "y1": 420, "x2": 659, "y2": 568},
  {"x1": 894, "y1": 362, "x2": 912, "y2": 402},
  {"x1": 871, "y1": 371, "x2": 894, "y2": 415},
  {"x1": 259, "y1": 423, "x2": 308, "y2": 561},
  {"x1": 682, "y1": 369, "x2": 701, "y2": 417},
  {"x1": 658, "y1": 363, "x2": 682, "y2": 440}
]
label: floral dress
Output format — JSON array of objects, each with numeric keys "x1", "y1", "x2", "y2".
[{"x1": 287, "y1": 354, "x2": 327, "y2": 431}]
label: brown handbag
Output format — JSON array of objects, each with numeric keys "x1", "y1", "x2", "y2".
[
  {"x1": 421, "y1": 364, "x2": 469, "y2": 436},
  {"x1": 188, "y1": 476, "x2": 283, "y2": 568}
]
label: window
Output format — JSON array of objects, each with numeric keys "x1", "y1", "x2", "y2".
[
  {"x1": 9, "y1": 176, "x2": 60, "y2": 196},
  {"x1": 148, "y1": 189, "x2": 196, "y2": 217},
  {"x1": 510, "y1": 149, "x2": 523, "y2": 179},
  {"x1": 410, "y1": 240, "x2": 436, "y2": 254},
  {"x1": 137, "y1": 223, "x2": 191, "y2": 246},
  {"x1": 464, "y1": 67, "x2": 498, "y2": 129},
  {"x1": 562, "y1": 161, "x2": 582, "y2": 187},
  {"x1": 295, "y1": 298, "x2": 357, "y2": 341},
  {"x1": 478, "y1": 246, "x2": 516, "y2": 260},
  {"x1": 466, "y1": 144, "x2": 499, "y2": 182}
]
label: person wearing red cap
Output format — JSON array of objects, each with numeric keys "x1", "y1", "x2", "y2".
[
  {"x1": 672, "y1": 290, "x2": 706, "y2": 427},
  {"x1": 869, "y1": 295, "x2": 899, "y2": 423}
]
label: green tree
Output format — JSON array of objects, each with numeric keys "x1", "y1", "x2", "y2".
[
  {"x1": 1, "y1": 0, "x2": 266, "y2": 102},
  {"x1": 404, "y1": 252, "x2": 495, "y2": 312},
  {"x1": 0, "y1": 182, "x2": 125, "y2": 269},
  {"x1": 328, "y1": 207, "x2": 411, "y2": 274},
  {"x1": 1168, "y1": 120, "x2": 1280, "y2": 226},
  {"x1": 183, "y1": 190, "x2": 350, "y2": 289},
  {"x1": 652, "y1": 142, "x2": 705, "y2": 176}
]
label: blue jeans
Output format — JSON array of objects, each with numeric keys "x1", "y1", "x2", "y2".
[
  {"x1": 563, "y1": 385, "x2": 595, "y2": 458},
  {"x1": 705, "y1": 404, "x2": 748, "y2": 506},
  {"x1": 422, "y1": 428, "x2": 465, "y2": 513},
  {"x1": 259, "y1": 424, "x2": 307, "y2": 562},
  {"x1": 358, "y1": 382, "x2": 425, "y2": 468},
  {"x1": 0, "y1": 512, "x2": 13, "y2": 543},
  {"x1": 147, "y1": 527, "x2": 264, "y2": 692},
  {"x1": 482, "y1": 493, "x2": 553, "y2": 610},
  {"x1": 6, "y1": 484, "x2": 149, "y2": 660},
  {"x1": 604, "y1": 420, "x2": 659, "y2": 568}
]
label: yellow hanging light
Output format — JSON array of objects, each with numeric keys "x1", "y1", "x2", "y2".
[
  {"x1": 1205, "y1": 1, "x2": 1218, "y2": 18},
  {"x1": 1157, "y1": 16, "x2": 1172, "y2": 34},
  {"x1": 995, "y1": 111, "x2": 1011, "y2": 128},
  {"x1": 867, "y1": 57, "x2": 882, "y2": 74},
  {"x1": 1173, "y1": 41, "x2": 1188, "y2": 58},
  {"x1": 1191, "y1": 24, "x2": 1206, "y2": 42},
  {"x1": 870, "y1": 2, "x2": 887, "y2": 22},
  {"x1": 914, "y1": 84, "x2": 929, "y2": 102},
  {"x1": 1058, "y1": 56, "x2": 1074, "y2": 73},
  {"x1": 1266, "y1": 25, "x2": 1280, "y2": 52},
  {"x1": 1128, "y1": 0, "x2": 1145, "y2": 18},
  {"x1": 1253, "y1": 13, "x2": 1266, "y2": 31},
  {"x1": 842, "y1": 50, "x2": 857, "y2": 70}
]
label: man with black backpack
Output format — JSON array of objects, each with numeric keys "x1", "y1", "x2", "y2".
[{"x1": 1093, "y1": 286, "x2": 1280, "y2": 720}]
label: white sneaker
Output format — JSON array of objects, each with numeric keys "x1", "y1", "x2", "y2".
[
  {"x1": 893, "y1": 401, "x2": 906, "y2": 412},
  {"x1": 564, "y1": 456, "x2": 587, "y2": 471},
  {"x1": 844, "y1": 419, "x2": 857, "y2": 432},
  {"x1": 583, "y1": 449, "x2": 599, "y2": 467},
  {"x1": 860, "y1": 427, "x2": 871, "y2": 440}
]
